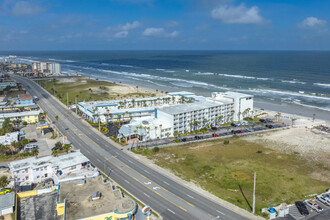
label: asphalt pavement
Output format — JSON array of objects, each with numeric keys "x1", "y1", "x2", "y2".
[{"x1": 12, "y1": 75, "x2": 253, "y2": 220}]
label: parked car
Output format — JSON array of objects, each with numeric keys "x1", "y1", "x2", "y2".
[
  {"x1": 194, "y1": 136, "x2": 203, "y2": 140},
  {"x1": 0, "y1": 188, "x2": 11, "y2": 195},
  {"x1": 29, "y1": 139, "x2": 37, "y2": 143},
  {"x1": 241, "y1": 121, "x2": 249, "y2": 126},
  {"x1": 316, "y1": 195, "x2": 330, "y2": 206},
  {"x1": 211, "y1": 126, "x2": 217, "y2": 130},
  {"x1": 295, "y1": 201, "x2": 309, "y2": 216},
  {"x1": 266, "y1": 118, "x2": 273, "y2": 123},
  {"x1": 24, "y1": 144, "x2": 38, "y2": 153},
  {"x1": 259, "y1": 119, "x2": 267, "y2": 123},
  {"x1": 304, "y1": 199, "x2": 323, "y2": 212},
  {"x1": 265, "y1": 124, "x2": 274, "y2": 129},
  {"x1": 51, "y1": 147, "x2": 57, "y2": 151},
  {"x1": 231, "y1": 123, "x2": 239, "y2": 127},
  {"x1": 231, "y1": 130, "x2": 243, "y2": 134},
  {"x1": 181, "y1": 138, "x2": 187, "y2": 142},
  {"x1": 322, "y1": 193, "x2": 330, "y2": 203},
  {"x1": 212, "y1": 133, "x2": 219, "y2": 137}
]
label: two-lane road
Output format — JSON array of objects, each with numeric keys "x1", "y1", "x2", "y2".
[{"x1": 12, "y1": 75, "x2": 251, "y2": 220}]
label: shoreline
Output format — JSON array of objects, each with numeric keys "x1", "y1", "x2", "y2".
[{"x1": 63, "y1": 74, "x2": 330, "y2": 125}]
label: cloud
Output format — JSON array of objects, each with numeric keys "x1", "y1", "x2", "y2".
[
  {"x1": 211, "y1": 3, "x2": 264, "y2": 24},
  {"x1": 298, "y1": 17, "x2": 327, "y2": 29},
  {"x1": 113, "y1": 31, "x2": 128, "y2": 38},
  {"x1": 119, "y1": 21, "x2": 141, "y2": 31},
  {"x1": 143, "y1": 27, "x2": 178, "y2": 37},
  {"x1": 9, "y1": 1, "x2": 46, "y2": 16}
]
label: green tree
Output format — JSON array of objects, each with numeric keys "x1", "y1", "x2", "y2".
[
  {"x1": 0, "y1": 176, "x2": 9, "y2": 188},
  {"x1": 55, "y1": 141, "x2": 63, "y2": 149},
  {"x1": 63, "y1": 144, "x2": 71, "y2": 153},
  {"x1": 55, "y1": 115, "x2": 59, "y2": 121}
]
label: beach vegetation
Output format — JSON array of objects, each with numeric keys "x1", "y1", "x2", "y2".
[{"x1": 134, "y1": 138, "x2": 329, "y2": 216}]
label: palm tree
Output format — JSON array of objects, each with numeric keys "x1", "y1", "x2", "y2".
[
  {"x1": 291, "y1": 118, "x2": 296, "y2": 127},
  {"x1": 193, "y1": 120, "x2": 200, "y2": 131},
  {"x1": 173, "y1": 130, "x2": 179, "y2": 140}
]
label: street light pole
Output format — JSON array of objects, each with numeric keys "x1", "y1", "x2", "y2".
[{"x1": 252, "y1": 171, "x2": 256, "y2": 214}]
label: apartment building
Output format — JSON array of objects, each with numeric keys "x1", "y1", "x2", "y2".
[
  {"x1": 9, "y1": 151, "x2": 96, "y2": 186},
  {"x1": 0, "y1": 110, "x2": 40, "y2": 125},
  {"x1": 32, "y1": 62, "x2": 61, "y2": 75},
  {"x1": 118, "y1": 91, "x2": 253, "y2": 140}
]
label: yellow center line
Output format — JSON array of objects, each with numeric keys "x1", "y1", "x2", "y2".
[
  {"x1": 105, "y1": 158, "x2": 187, "y2": 212},
  {"x1": 111, "y1": 155, "x2": 195, "y2": 207},
  {"x1": 71, "y1": 126, "x2": 190, "y2": 212}
]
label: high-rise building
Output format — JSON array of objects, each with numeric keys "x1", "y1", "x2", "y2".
[{"x1": 32, "y1": 62, "x2": 61, "y2": 75}]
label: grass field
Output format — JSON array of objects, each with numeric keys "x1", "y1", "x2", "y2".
[
  {"x1": 35, "y1": 77, "x2": 156, "y2": 105},
  {"x1": 136, "y1": 138, "x2": 330, "y2": 215}
]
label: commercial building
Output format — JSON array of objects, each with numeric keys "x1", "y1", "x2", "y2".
[
  {"x1": 56, "y1": 176, "x2": 137, "y2": 219},
  {"x1": 0, "y1": 110, "x2": 40, "y2": 125},
  {"x1": 9, "y1": 151, "x2": 98, "y2": 187},
  {"x1": 0, "y1": 193, "x2": 15, "y2": 216},
  {"x1": 118, "y1": 91, "x2": 253, "y2": 141},
  {"x1": 0, "y1": 132, "x2": 19, "y2": 145},
  {"x1": 32, "y1": 62, "x2": 61, "y2": 75}
]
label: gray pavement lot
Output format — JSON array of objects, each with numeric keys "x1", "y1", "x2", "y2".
[
  {"x1": 14, "y1": 75, "x2": 256, "y2": 220},
  {"x1": 18, "y1": 192, "x2": 58, "y2": 220},
  {"x1": 21, "y1": 124, "x2": 63, "y2": 156},
  {"x1": 276, "y1": 202, "x2": 330, "y2": 220}
]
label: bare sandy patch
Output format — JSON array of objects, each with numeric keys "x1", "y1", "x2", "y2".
[{"x1": 242, "y1": 127, "x2": 330, "y2": 166}]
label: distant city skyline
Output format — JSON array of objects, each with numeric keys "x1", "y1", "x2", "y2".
[{"x1": 1, "y1": 0, "x2": 330, "y2": 50}]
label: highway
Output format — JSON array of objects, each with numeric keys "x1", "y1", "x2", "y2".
[{"x1": 12, "y1": 75, "x2": 251, "y2": 220}]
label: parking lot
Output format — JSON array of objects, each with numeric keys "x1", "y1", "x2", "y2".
[
  {"x1": 125, "y1": 119, "x2": 287, "y2": 150},
  {"x1": 277, "y1": 201, "x2": 330, "y2": 220},
  {"x1": 21, "y1": 124, "x2": 63, "y2": 156}
]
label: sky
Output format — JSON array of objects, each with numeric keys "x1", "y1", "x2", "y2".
[{"x1": 1, "y1": 0, "x2": 330, "y2": 50}]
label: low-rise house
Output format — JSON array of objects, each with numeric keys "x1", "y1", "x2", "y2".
[
  {"x1": 18, "y1": 94, "x2": 33, "y2": 105},
  {"x1": 0, "y1": 95, "x2": 7, "y2": 106},
  {"x1": 0, "y1": 192, "x2": 15, "y2": 216},
  {"x1": 9, "y1": 151, "x2": 98, "y2": 187},
  {"x1": 0, "y1": 132, "x2": 19, "y2": 145}
]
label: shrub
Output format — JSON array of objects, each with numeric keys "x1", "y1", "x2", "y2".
[
  {"x1": 152, "y1": 147, "x2": 160, "y2": 153},
  {"x1": 223, "y1": 140, "x2": 230, "y2": 145},
  {"x1": 22, "y1": 121, "x2": 28, "y2": 126},
  {"x1": 120, "y1": 138, "x2": 126, "y2": 143},
  {"x1": 55, "y1": 141, "x2": 62, "y2": 149},
  {"x1": 256, "y1": 150, "x2": 262, "y2": 154}
]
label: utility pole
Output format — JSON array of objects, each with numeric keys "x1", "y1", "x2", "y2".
[
  {"x1": 99, "y1": 119, "x2": 101, "y2": 132},
  {"x1": 75, "y1": 97, "x2": 77, "y2": 114},
  {"x1": 252, "y1": 171, "x2": 256, "y2": 214},
  {"x1": 67, "y1": 92, "x2": 69, "y2": 107}
]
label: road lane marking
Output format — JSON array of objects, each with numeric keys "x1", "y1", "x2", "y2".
[
  {"x1": 144, "y1": 170, "x2": 150, "y2": 174},
  {"x1": 105, "y1": 157, "x2": 187, "y2": 212},
  {"x1": 167, "y1": 209, "x2": 175, "y2": 214},
  {"x1": 187, "y1": 194, "x2": 194, "y2": 199},
  {"x1": 124, "y1": 179, "x2": 130, "y2": 184},
  {"x1": 163, "y1": 181, "x2": 170, "y2": 185},
  {"x1": 216, "y1": 210, "x2": 226, "y2": 215},
  {"x1": 144, "y1": 182, "x2": 151, "y2": 185},
  {"x1": 153, "y1": 187, "x2": 160, "y2": 190},
  {"x1": 143, "y1": 193, "x2": 150, "y2": 198},
  {"x1": 112, "y1": 155, "x2": 195, "y2": 207}
]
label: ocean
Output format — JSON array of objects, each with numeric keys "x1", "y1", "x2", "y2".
[{"x1": 1, "y1": 50, "x2": 330, "y2": 120}]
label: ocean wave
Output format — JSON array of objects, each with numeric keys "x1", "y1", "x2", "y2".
[
  {"x1": 217, "y1": 73, "x2": 272, "y2": 81},
  {"x1": 249, "y1": 88, "x2": 330, "y2": 101},
  {"x1": 120, "y1": 64, "x2": 134, "y2": 68},
  {"x1": 281, "y1": 80, "x2": 306, "y2": 84},
  {"x1": 292, "y1": 101, "x2": 330, "y2": 112},
  {"x1": 313, "y1": 83, "x2": 330, "y2": 87},
  {"x1": 171, "y1": 82, "x2": 194, "y2": 88},
  {"x1": 155, "y1": 68, "x2": 175, "y2": 73},
  {"x1": 193, "y1": 72, "x2": 215, "y2": 76}
]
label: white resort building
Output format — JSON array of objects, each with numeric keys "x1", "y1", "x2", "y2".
[{"x1": 78, "y1": 91, "x2": 253, "y2": 141}]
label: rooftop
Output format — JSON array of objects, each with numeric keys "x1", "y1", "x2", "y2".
[
  {"x1": 19, "y1": 94, "x2": 33, "y2": 101},
  {"x1": 9, "y1": 151, "x2": 89, "y2": 172},
  {"x1": 223, "y1": 91, "x2": 253, "y2": 99},
  {"x1": 0, "y1": 192, "x2": 15, "y2": 210},
  {"x1": 0, "y1": 110, "x2": 40, "y2": 119},
  {"x1": 159, "y1": 100, "x2": 228, "y2": 115},
  {"x1": 58, "y1": 176, "x2": 136, "y2": 219}
]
